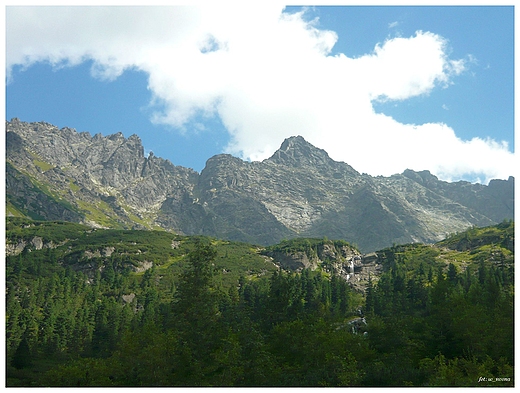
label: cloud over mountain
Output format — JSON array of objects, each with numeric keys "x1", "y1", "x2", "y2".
[{"x1": 6, "y1": 5, "x2": 515, "y2": 183}]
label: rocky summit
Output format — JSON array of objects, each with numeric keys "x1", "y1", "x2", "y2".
[{"x1": 5, "y1": 119, "x2": 514, "y2": 252}]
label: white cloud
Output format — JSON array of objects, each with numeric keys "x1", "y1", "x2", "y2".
[{"x1": 6, "y1": 5, "x2": 515, "y2": 183}]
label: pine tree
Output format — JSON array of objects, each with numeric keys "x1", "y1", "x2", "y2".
[
  {"x1": 12, "y1": 335, "x2": 32, "y2": 369},
  {"x1": 170, "y1": 240, "x2": 223, "y2": 385},
  {"x1": 447, "y1": 263, "x2": 458, "y2": 285}
]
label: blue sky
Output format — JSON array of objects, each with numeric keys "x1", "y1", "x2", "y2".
[
  {"x1": 316, "y1": 6, "x2": 514, "y2": 144},
  {"x1": 5, "y1": 5, "x2": 515, "y2": 183},
  {"x1": 7, "y1": 61, "x2": 230, "y2": 168}
]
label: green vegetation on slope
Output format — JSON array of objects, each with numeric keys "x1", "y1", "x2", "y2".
[
  {"x1": 5, "y1": 219, "x2": 514, "y2": 387},
  {"x1": 363, "y1": 220, "x2": 514, "y2": 386},
  {"x1": 265, "y1": 237, "x2": 357, "y2": 257},
  {"x1": 6, "y1": 163, "x2": 81, "y2": 221},
  {"x1": 437, "y1": 219, "x2": 514, "y2": 252}
]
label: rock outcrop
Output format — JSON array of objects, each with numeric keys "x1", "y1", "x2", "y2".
[{"x1": 263, "y1": 239, "x2": 382, "y2": 292}]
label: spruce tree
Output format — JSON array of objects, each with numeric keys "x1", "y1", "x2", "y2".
[{"x1": 12, "y1": 335, "x2": 32, "y2": 369}]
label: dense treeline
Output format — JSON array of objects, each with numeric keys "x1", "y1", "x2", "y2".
[
  {"x1": 5, "y1": 221, "x2": 514, "y2": 386},
  {"x1": 364, "y1": 239, "x2": 514, "y2": 386},
  {"x1": 6, "y1": 238, "x2": 364, "y2": 386}
]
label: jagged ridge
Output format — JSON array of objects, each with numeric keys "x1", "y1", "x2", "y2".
[{"x1": 5, "y1": 119, "x2": 514, "y2": 252}]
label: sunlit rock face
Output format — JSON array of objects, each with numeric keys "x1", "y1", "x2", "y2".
[{"x1": 6, "y1": 119, "x2": 514, "y2": 252}]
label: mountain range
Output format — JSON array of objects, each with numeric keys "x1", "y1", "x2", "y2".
[{"x1": 5, "y1": 118, "x2": 514, "y2": 252}]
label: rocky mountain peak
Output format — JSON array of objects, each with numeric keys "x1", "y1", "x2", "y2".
[
  {"x1": 268, "y1": 135, "x2": 335, "y2": 168},
  {"x1": 108, "y1": 132, "x2": 125, "y2": 141},
  {"x1": 5, "y1": 119, "x2": 514, "y2": 253},
  {"x1": 402, "y1": 169, "x2": 440, "y2": 186}
]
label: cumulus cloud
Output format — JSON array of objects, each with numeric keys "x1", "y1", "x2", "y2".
[{"x1": 6, "y1": 5, "x2": 515, "y2": 183}]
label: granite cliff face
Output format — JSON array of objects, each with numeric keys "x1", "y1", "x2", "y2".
[
  {"x1": 6, "y1": 119, "x2": 514, "y2": 252},
  {"x1": 6, "y1": 119, "x2": 198, "y2": 229},
  {"x1": 262, "y1": 238, "x2": 382, "y2": 292}
]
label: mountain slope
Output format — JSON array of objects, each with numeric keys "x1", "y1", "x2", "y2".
[
  {"x1": 5, "y1": 218, "x2": 514, "y2": 387},
  {"x1": 5, "y1": 119, "x2": 514, "y2": 252}
]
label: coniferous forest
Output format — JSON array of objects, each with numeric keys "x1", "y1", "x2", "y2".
[{"x1": 5, "y1": 218, "x2": 514, "y2": 387}]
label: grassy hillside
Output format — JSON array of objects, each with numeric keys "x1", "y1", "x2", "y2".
[{"x1": 6, "y1": 217, "x2": 277, "y2": 288}]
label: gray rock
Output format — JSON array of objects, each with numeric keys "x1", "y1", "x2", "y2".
[{"x1": 6, "y1": 119, "x2": 514, "y2": 253}]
